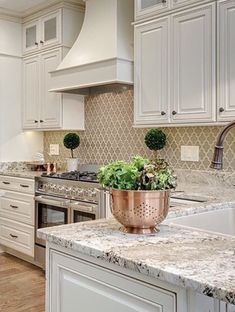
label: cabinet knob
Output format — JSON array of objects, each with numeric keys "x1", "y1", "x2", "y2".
[
  {"x1": 40, "y1": 40, "x2": 44, "y2": 44},
  {"x1": 34, "y1": 120, "x2": 38, "y2": 123},
  {"x1": 162, "y1": 0, "x2": 167, "y2": 3},
  {"x1": 161, "y1": 111, "x2": 166, "y2": 116},
  {"x1": 35, "y1": 42, "x2": 38, "y2": 46},
  {"x1": 40, "y1": 120, "x2": 44, "y2": 123},
  {"x1": 219, "y1": 107, "x2": 225, "y2": 113},
  {"x1": 172, "y1": 111, "x2": 177, "y2": 115}
]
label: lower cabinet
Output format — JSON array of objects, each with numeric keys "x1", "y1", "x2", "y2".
[
  {"x1": 48, "y1": 248, "x2": 235, "y2": 312},
  {"x1": 0, "y1": 218, "x2": 34, "y2": 257},
  {"x1": 0, "y1": 176, "x2": 35, "y2": 258},
  {"x1": 50, "y1": 250, "x2": 176, "y2": 312}
]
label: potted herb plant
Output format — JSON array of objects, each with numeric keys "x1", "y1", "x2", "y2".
[
  {"x1": 98, "y1": 156, "x2": 176, "y2": 234},
  {"x1": 63, "y1": 133, "x2": 80, "y2": 171}
]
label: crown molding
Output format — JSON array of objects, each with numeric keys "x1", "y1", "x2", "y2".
[
  {"x1": 0, "y1": 8, "x2": 22, "y2": 23},
  {"x1": 0, "y1": 0, "x2": 84, "y2": 23}
]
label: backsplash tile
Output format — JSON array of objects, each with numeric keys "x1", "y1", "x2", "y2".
[{"x1": 44, "y1": 89, "x2": 235, "y2": 171}]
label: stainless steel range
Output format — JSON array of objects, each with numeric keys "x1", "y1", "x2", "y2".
[{"x1": 34, "y1": 168, "x2": 107, "y2": 268}]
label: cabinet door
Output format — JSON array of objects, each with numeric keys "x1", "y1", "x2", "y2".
[
  {"x1": 135, "y1": 0, "x2": 169, "y2": 20},
  {"x1": 170, "y1": 4, "x2": 216, "y2": 123},
  {"x1": 23, "y1": 20, "x2": 40, "y2": 54},
  {"x1": 40, "y1": 50, "x2": 62, "y2": 129},
  {"x1": 40, "y1": 10, "x2": 61, "y2": 49},
  {"x1": 134, "y1": 18, "x2": 169, "y2": 126},
  {"x1": 217, "y1": 0, "x2": 235, "y2": 121},
  {"x1": 23, "y1": 55, "x2": 40, "y2": 129},
  {"x1": 50, "y1": 250, "x2": 176, "y2": 312}
]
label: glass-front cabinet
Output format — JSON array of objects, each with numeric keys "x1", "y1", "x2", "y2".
[
  {"x1": 23, "y1": 20, "x2": 40, "y2": 54},
  {"x1": 135, "y1": 0, "x2": 169, "y2": 20},
  {"x1": 23, "y1": 10, "x2": 61, "y2": 54}
]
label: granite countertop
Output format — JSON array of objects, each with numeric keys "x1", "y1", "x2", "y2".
[
  {"x1": 0, "y1": 170, "x2": 43, "y2": 179},
  {"x1": 38, "y1": 193, "x2": 235, "y2": 305}
]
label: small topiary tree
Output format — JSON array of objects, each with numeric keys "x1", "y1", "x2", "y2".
[
  {"x1": 63, "y1": 133, "x2": 80, "y2": 158},
  {"x1": 145, "y1": 129, "x2": 166, "y2": 158}
]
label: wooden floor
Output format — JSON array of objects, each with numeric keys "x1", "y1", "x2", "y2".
[{"x1": 0, "y1": 253, "x2": 45, "y2": 312}]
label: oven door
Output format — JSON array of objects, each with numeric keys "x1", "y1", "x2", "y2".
[
  {"x1": 71, "y1": 202, "x2": 97, "y2": 223},
  {"x1": 35, "y1": 195, "x2": 70, "y2": 247}
]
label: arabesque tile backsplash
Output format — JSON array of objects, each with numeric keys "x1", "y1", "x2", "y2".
[{"x1": 44, "y1": 89, "x2": 235, "y2": 171}]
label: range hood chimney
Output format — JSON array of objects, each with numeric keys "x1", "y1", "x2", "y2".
[{"x1": 50, "y1": 0, "x2": 134, "y2": 94}]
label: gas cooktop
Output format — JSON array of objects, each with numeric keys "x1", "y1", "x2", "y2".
[{"x1": 41, "y1": 170, "x2": 98, "y2": 182}]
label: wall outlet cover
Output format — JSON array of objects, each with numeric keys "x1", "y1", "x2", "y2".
[
  {"x1": 50, "y1": 144, "x2": 59, "y2": 156},
  {"x1": 181, "y1": 146, "x2": 199, "y2": 162}
]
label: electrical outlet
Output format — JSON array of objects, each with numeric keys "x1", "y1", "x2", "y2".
[
  {"x1": 181, "y1": 146, "x2": 199, "y2": 162},
  {"x1": 50, "y1": 144, "x2": 59, "y2": 156}
]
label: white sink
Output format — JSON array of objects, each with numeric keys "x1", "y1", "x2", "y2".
[{"x1": 165, "y1": 207, "x2": 235, "y2": 237}]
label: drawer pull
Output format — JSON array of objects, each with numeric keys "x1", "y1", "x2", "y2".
[
  {"x1": 2, "y1": 182, "x2": 10, "y2": 185},
  {"x1": 10, "y1": 234, "x2": 18, "y2": 239},
  {"x1": 10, "y1": 205, "x2": 18, "y2": 209},
  {"x1": 20, "y1": 184, "x2": 29, "y2": 188}
]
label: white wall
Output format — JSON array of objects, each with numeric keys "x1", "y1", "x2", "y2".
[{"x1": 0, "y1": 17, "x2": 43, "y2": 162}]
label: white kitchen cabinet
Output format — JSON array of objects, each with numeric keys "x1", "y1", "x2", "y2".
[
  {"x1": 23, "y1": 55, "x2": 40, "y2": 129},
  {"x1": 23, "y1": 48, "x2": 84, "y2": 130},
  {"x1": 170, "y1": 3, "x2": 216, "y2": 123},
  {"x1": 23, "y1": 20, "x2": 40, "y2": 54},
  {"x1": 134, "y1": 3, "x2": 216, "y2": 126},
  {"x1": 135, "y1": 0, "x2": 169, "y2": 20},
  {"x1": 23, "y1": 10, "x2": 61, "y2": 54},
  {"x1": 134, "y1": 18, "x2": 169, "y2": 125},
  {"x1": 0, "y1": 176, "x2": 35, "y2": 258},
  {"x1": 49, "y1": 250, "x2": 176, "y2": 312},
  {"x1": 23, "y1": 7, "x2": 84, "y2": 55},
  {"x1": 217, "y1": 0, "x2": 235, "y2": 121}
]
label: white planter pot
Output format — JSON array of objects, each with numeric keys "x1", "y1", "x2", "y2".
[{"x1": 67, "y1": 158, "x2": 79, "y2": 171}]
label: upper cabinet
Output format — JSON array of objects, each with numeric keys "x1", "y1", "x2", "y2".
[
  {"x1": 134, "y1": 3, "x2": 216, "y2": 126},
  {"x1": 135, "y1": 0, "x2": 207, "y2": 21},
  {"x1": 134, "y1": 0, "x2": 235, "y2": 126},
  {"x1": 170, "y1": 4, "x2": 216, "y2": 123},
  {"x1": 23, "y1": 6, "x2": 84, "y2": 56},
  {"x1": 217, "y1": 0, "x2": 235, "y2": 121},
  {"x1": 135, "y1": 0, "x2": 169, "y2": 20},
  {"x1": 134, "y1": 18, "x2": 169, "y2": 125},
  {"x1": 22, "y1": 4, "x2": 85, "y2": 131}
]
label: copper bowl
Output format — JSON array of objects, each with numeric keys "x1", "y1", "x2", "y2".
[{"x1": 110, "y1": 188, "x2": 170, "y2": 234}]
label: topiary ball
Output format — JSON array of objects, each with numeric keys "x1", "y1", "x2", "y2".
[
  {"x1": 145, "y1": 129, "x2": 166, "y2": 151},
  {"x1": 63, "y1": 133, "x2": 80, "y2": 150}
]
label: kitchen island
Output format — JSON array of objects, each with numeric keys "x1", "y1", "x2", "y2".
[{"x1": 38, "y1": 195, "x2": 235, "y2": 312}]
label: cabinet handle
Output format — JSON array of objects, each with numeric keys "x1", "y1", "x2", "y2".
[
  {"x1": 172, "y1": 111, "x2": 177, "y2": 115},
  {"x1": 40, "y1": 120, "x2": 44, "y2": 123},
  {"x1": 219, "y1": 107, "x2": 225, "y2": 113},
  {"x1": 10, "y1": 205, "x2": 19, "y2": 209},
  {"x1": 162, "y1": 0, "x2": 167, "y2": 3},
  {"x1": 2, "y1": 182, "x2": 10, "y2": 185},
  {"x1": 20, "y1": 184, "x2": 29, "y2": 188},
  {"x1": 35, "y1": 42, "x2": 38, "y2": 46},
  {"x1": 34, "y1": 120, "x2": 38, "y2": 123},
  {"x1": 161, "y1": 111, "x2": 166, "y2": 116},
  {"x1": 40, "y1": 40, "x2": 44, "y2": 44},
  {"x1": 10, "y1": 234, "x2": 18, "y2": 239}
]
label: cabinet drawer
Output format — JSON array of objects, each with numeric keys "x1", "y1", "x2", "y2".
[
  {"x1": 0, "y1": 218, "x2": 34, "y2": 257},
  {"x1": 0, "y1": 176, "x2": 35, "y2": 194},
  {"x1": 0, "y1": 191, "x2": 34, "y2": 225}
]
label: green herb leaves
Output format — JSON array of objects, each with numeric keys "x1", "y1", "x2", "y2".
[{"x1": 98, "y1": 156, "x2": 177, "y2": 191}]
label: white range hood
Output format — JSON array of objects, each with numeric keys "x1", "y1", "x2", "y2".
[{"x1": 50, "y1": 0, "x2": 134, "y2": 94}]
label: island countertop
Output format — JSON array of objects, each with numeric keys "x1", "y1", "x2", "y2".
[{"x1": 38, "y1": 203, "x2": 235, "y2": 305}]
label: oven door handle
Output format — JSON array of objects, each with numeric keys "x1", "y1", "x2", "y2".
[{"x1": 35, "y1": 195, "x2": 70, "y2": 207}]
